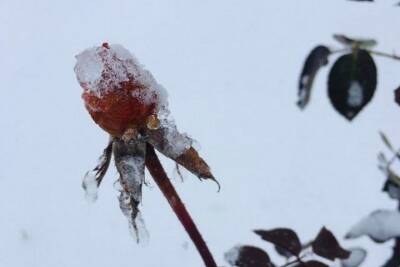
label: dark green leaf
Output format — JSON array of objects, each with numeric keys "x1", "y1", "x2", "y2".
[
  {"x1": 328, "y1": 50, "x2": 377, "y2": 120},
  {"x1": 297, "y1": 46, "x2": 331, "y2": 109}
]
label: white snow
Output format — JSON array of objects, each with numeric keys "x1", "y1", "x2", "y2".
[
  {"x1": 117, "y1": 155, "x2": 145, "y2": 202},
  {"x1": 82, "y1": 152, "x2": 110, "y2": 202},
  {"x1": 118, "y1": 190, "x2": 149, "y2": 244},
  {"x1": 82, "y1": 170, "x2": 99, "y2": 202},
  {"x1": 160, "y1": 119, "x2": 193, "y2": 158},
  {"x1": 224, "y1": 245, "x2": 241, "y2": 266},
  {"x1": 345, "y1": 210, "x2": 400, "y2": 242},
  {"x1": 347, "y1": 81, "x2": 364, "y2": 107},
  {"x1": 3, "y1": 1, "x2": 400, "y2": 267},
  {"x1": 74, "y1": 44, "x2": 168, "y2": 114},
  {"x1": 341, "y1": 248, "x2": 367, "y2": 267}
]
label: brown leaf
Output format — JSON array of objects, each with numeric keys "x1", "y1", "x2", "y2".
[
  {"x1": 312, "y1": 227, "x2": 350, "y2": 260},
  {"x1": 304, "y1": 260, "x2": 329, "y2": 267},
  {"x1": 225, "y1": 245, "x2": 273, "y2": 267},
  {"x1": 254, "y1": 228, "x2": 302, "y2": 256}
]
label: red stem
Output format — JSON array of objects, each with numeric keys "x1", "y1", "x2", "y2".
[{"x1": 145, "y1": 144, "x2": 218, "y2": 267}]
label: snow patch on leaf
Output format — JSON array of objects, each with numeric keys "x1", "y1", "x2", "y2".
[
  {"x1": 347, "y1": 81, "x2": 364, "y2": 107},
  {"x1": 225, "y1": 245, "x2": 241, "y2": 265},
  {"x1": 341, "y1": 248, "x2": 367, "y2": 267},
  {"x1": 346, "y1": 210, "x2": 400, "y2": 242}
]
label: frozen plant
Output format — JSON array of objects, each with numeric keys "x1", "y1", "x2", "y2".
[{"x1": 74, "y1": 43, "x2": 219, "y2": 267}]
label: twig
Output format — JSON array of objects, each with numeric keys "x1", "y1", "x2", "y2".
[
  {"x1": 145, "y1": 144, "x2": 218, "y2": 267},
  {"x1": 367, "y1": 50, "x2": 400, "y2": 61}
]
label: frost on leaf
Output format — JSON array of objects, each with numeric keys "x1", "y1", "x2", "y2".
[
  {"x1": 345, "y1": 210, "x2": 400, "y2": 242},
  {"x1": 113, "y1": 138, "x2": 148, "y2": 243},
  {"x1": 82, "y1": 139, "x2": 113, "y2": 202},
  {"x1": 297, "y1": 45, "x2": 330, "y2": 109},
  {"x1": 341, "y1": 247, "x2": 367, "y2": 267}
]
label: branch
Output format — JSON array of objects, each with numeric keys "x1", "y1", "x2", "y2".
[
  {"x1": 145, "y1": 144, "x2": 218, "y2": 267},
  {"x1": 367, "y1": 50, "x2": 400, "y2": 61}
]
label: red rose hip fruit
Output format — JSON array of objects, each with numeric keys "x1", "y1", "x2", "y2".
[{"x1": 74, "y1": 43, "x2": 167, "y2": 137}]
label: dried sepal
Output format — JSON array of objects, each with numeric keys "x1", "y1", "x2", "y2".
[
  {"x1": 146, "y1": 121, "x2": 218, "y2": 185},
  {"x1": 82, "y1": 138, "x2": 113, "y2": 201},
  {"x1": 113, "y1": 138, "x2": 148, "y2": 243}
]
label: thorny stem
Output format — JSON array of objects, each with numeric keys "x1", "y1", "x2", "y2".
[{"x1": 145, "y1": 144, "x2": 218, "y2": 267}]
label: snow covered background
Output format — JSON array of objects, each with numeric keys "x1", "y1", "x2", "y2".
[{"x1": 1, "y1": 0, "x2": 400, "y2": 266}]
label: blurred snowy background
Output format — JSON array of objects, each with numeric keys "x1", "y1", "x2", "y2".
[{"x1": 1, "y1": 0, "x2": 399, "y2": 266}]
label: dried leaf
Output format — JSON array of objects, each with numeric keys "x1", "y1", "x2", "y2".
[
  {"x1": 380, "y1": 132, "x2": 395, "y2": 152},
  {"x1": 254, "y1": 228, "x2": 301, "y2": 256},
  {"x1": 333, "y1": 34, "x2": 377, "y2": 48},
  {"x1": 297, "y1": 45, "x2": 331, "y2": 109},
  {"x1": 312, "y1": 227, "x2": 350, "y2": 260},
  {"x1": 225, "y1": 245, "x2": 273, "y2": 267},
  {"x1": 328, "y1": 50, "x2": 377, "y2": 121}
]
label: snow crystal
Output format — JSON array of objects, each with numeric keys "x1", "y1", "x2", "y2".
[
  {"x1": 345, "y1": 209, "x2": 400, "y2": 242},
  {"x1": 224, "y1": 245, "x2": 241, "y2": 266},
  {"x1": 341, "y1": 248, "x2": 367, "y2": 267},
  {"x1": 347, "y1": 81, "x2": 364, "y2": 107},
  {"x1": 74, "y1": 43, "x2": 168, "y2": 113}
]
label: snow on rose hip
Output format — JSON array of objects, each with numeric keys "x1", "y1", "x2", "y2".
[{"x1": 74, "y1": 43, "x2": 218, "y2": 267}]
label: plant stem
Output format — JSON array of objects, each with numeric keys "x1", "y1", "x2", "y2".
[
  {"x1": 145, "y1": 144, "x2": 218, "y2": 267},
  {"x1": 367, "y1": 50, "x2": 400, "y2": 61}
]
